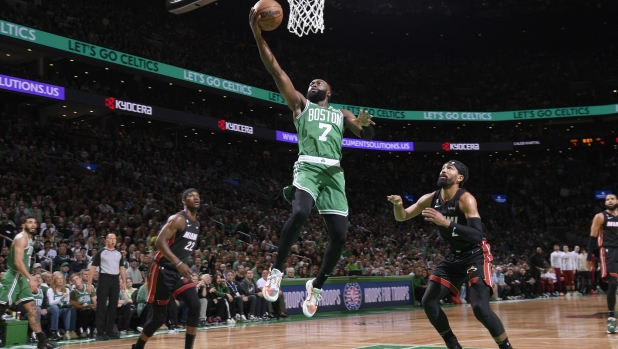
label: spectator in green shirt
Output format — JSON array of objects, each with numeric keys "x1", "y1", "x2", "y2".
[
  {"x1": 412, "y1": 268, "x2": 428, "y2": 306},
  {"x1": 342, "y1": 245, "x2": 353, "y2": 258},
  {"x1": 347, "y1": 256, "x2": 359, "y2": 271},
  {"x1": 136, "y1": 280, "x2": 150, "y2": 326},
  {"x1": 213, "y1": 274, "x2": 233, "y2": 323}
]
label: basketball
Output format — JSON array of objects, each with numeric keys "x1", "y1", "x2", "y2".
[{"x1": 254, "y1": 0, "x2": 283, "y2": 31}]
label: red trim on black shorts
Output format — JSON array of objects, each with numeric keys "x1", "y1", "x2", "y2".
[
  {"x1": 173, "y1": 282, "x2": 195, "y2": 298},
  {"x1": 601, "y1": 248, "x2": 608, "y2": 281},
  {"x1": 156, "y1": 299, "x2": 170, "y2": 305},
  {"x1": 146, "y1": 264, "x2": 160, "y2": 304},
  {"x1": 480, "y1": 239, "x2": 493, "y2": 288},
  {"x1": 429, "y1": 275, "x2": 460, "y2": 298}
]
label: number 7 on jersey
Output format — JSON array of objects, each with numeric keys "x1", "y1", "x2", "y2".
[{"x1": 318, "y1": 123, "x2": 332, "y2": 141}]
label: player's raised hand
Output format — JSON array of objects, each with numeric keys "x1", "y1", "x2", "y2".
[
  {"x1": 387, "y1": 195, "x2": 403, "y2": 206},
  {"x1": 249, "y1": 8, "x2": 262, "y2": 37},
  {"x1": 357, "y1": 109, "x2": 376, "y2": 127}
]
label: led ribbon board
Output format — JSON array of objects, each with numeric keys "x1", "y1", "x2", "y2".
[
  {"x1": 0, "y1": 73, "x2": 65, "y2": 100},
  {"x1": 2, "y1": 20, "x2": 617, "y2": 121}
]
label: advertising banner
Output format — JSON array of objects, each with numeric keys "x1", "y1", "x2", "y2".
[
  {"x1": 0, "y1": 74, "x2": 65, "y2": 100},
  {"x1": 281, "y1": 280, "x2": 412, "y2": 316},
  {"x1": 413, "y1": 142, "x2": 513, "y2": 152},
  {"x1": 492, "y1": 194, "x2": 507, "y2": 204},
  {"x1": 2, "y1": 19, "x2": 617, "y2": 122},
  {"x1": 595, "y1": 190, "x2": 613, "y2": 200},
  {"x1": 276, "y1": 131, "x2": 414, "y2": 151}
]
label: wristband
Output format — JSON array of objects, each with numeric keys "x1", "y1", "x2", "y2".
[{"x1": 176, "y1": 261, "x2": 183, "y2": 267}]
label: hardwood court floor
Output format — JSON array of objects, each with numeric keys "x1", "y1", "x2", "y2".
[{"x1": 55, "y1": 295, "x2": 618, "y2": 349}]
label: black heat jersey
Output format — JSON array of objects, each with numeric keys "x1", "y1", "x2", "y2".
[
  {"x1": 599, "y1": 211, "x2": 618, "y2": 248},
  {"x1": 431, "y1": 188, "x2": 481, "y2": 252},
  {"x1": 153, "y1": 210, "x2": 199, "y2": 270}
]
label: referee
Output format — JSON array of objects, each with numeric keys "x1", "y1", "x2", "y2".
[{"x1": 88, "y1": 233, "x2": 127, "y2": 340}]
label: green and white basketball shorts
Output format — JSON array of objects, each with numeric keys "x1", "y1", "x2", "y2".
[
  {"x1": 283, "y1": 160, "x2": 348, "y2": 216},
  {"x1": 0, "y1": 270, "x2": 34, "y2": 305}
]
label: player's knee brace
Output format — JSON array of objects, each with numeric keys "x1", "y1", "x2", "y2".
[
  {"x1": 471, "y1": 301, "x2": 491, "y2": 322},
  {"x1": 184, "y1": 291, "x2": 202, "y2": 327},
  {"x1": 421, "y1": 287, "x2": 442, "y2": 320},
  {"x1": 143, "y1": 305, "x2": 168, "y2": 337}
]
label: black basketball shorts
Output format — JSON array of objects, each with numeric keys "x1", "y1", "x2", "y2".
[
  {"x1": 601, "y1": 246, "x2": 618, "y2": 281},
  {"x1": 146, "y1": 263, "x2": 195, "y2": 305},
  {"x1": 429, "y1": 239, "x2": 494, "y2": 297}
]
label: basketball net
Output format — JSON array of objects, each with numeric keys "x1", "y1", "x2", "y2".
[{"x1": 287, "y1": 0, "x2": 325, "y2": 37}]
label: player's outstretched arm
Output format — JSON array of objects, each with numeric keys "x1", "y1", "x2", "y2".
[
  {"x1": 249, "y1": 8, "x2": 305, "y2": 116},
  {"x1": 586, "y1": 213, "x2": 603, "y2": 267},
  {"x1": 388, "y1": 192, "x2": 434, "y2": 222},
  {"x1": 343, "y1": 109, "x2": 376, "y2": 140},
  {"x1": 156, "y1": 214, "x2": 193, "y2": 278}
]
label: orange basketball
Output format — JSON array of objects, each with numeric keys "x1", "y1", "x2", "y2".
[{"x1": 254, "y1": 0, "x2": 284, "y2": 31}]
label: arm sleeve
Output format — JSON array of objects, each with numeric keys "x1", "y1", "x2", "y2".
[
  {"x1": 91, "y1": 249, "x2": 102, "y2": 267},
  {"x1": 587, "y1": 236, "x2": 597, "y2": 261},
  {"x1": 447, "y1": 217, "x2": 483, "y2": 244},
  {"x1": 360, "y1": 125, "x2": 374, "y2": 141},
  {"x1": 47, "y1": 289, "x2": 62, "y2": 306}
]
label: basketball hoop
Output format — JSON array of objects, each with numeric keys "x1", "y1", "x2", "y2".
[{"x1": 287, "y1": 0, "x2": 325, "y2": 37}]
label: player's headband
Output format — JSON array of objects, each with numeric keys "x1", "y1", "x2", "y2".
[
  {"x1": 446, "y1": 160, "x2": 469, "y2": 187},
  {"x1": 182, "y1": 188, "x2": 198, "y2": 201}
]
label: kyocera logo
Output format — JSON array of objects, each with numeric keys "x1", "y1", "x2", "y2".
[
  {"x1": 105, "y1": 97, "x2": 115, "y2": 110},
  {"x1": 105, "y1": 96, "x2": 152, "y2": 115},
  {"x1": 217, "y1": 119, "x2": 254, "y2": 135},
  {"x1": 442, "y1": 142, "x2": 481, "y2": 151},
  {"x1": 443, "y1": 142, "x2": 480, "y2": 151}
]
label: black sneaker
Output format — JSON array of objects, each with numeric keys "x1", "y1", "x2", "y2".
[
  {"x1": 37, "y1": 342, "x2": 61, "y2": 349},
  {"x1": 445, "y1": 335, "x2": 461, "y2": 349},
  {"x1": 279, "y1": 313, "x2": 289, "y2": 318},
  {"x1": 109, "y1": 333, "x2": 120, "y2": 339},
  {"x1": 96, "y1": 334, "x2": 110, "y2": 341},
  {"x1": 50, "y1": 331, "x2": 62, "y2": 341}
]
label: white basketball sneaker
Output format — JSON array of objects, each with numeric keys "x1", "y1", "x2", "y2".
[
  {"x1": 302, "y1": 279, "x2": 322, "y2": 317},
  {"x1": 264, "y1": 267, "x2": 283, "y2": 302}
]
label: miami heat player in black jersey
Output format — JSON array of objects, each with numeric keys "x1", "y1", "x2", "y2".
[
  {"x1": 153, "y1": 210, "x2": 199, "y2": 269},
  {"x1": 588, "y1": 193, "x2": 618, "y2": 333},
  {"x1": 430, "y1": 188, "x2": 481, "y2": 253},
  {"x1": 134, "y1": 188, "x2": 202, "y2": 349},
  {"x1": 388, "y1": 161, "x2": 512, "y2": 349}
]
